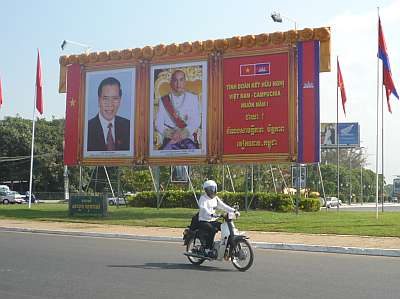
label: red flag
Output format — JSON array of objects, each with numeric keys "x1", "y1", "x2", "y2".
[
  {"x1": 0, "y1": 77, "x2": 3, "y2": 109},
  {"x1": 337, "y1": 59, "x2": 347, "y2": 116},
  {"x1": 64, "y1": 64, "x2": 81, "y2": 165},
  {"x1": 378, "y1": 17, "x2": 399, "y2": 113},
  {"x1": 35, "y1": 49, "x2": 43, "y2": 114}
]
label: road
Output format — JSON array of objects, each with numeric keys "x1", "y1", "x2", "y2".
[
  {"x1": 0, "y1": 231, "x2": 399, "y2": 299},
  {"x1": 323, "y1": 203, "x2": 400, "y2": 212}
]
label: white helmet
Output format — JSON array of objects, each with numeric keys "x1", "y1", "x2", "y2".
[{"x1": 203, "y1": 180, "x2": 217, "y2": 197}]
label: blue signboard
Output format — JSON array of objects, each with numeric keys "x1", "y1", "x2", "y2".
[{"x1": 321, "y1": 122, "x2": 360, "y2": 148}]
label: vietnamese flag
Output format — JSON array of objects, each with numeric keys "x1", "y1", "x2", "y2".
[
  {"x1": 240, "y1": 64, "x2": 255, "y2": 76},
  {"x1": 337, "y1": 59, "x2": 347, "y2": 116},
  {"x1": 0, "y1": 76, "x2": 3, "y2": 109},
  {"x1": 36, "y1": 49, "x2": 43, "y2": 114},
  {"x1": 64, "y1": 64, "x2": 81, "y2": 165}
]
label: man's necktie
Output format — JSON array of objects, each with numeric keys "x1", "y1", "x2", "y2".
[{"x1": 106, "y1": 123, "x2": 115, "y2": 151}]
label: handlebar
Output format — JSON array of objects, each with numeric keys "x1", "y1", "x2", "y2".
[{"x1": 212, "y1": 211, "x2": 240, "y2": 220}]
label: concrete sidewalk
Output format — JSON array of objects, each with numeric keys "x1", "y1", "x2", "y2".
[{"x1": 1, "y1": 219, "x2": 400, "y2": 257}]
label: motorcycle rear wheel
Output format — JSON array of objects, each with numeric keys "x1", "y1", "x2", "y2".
[
  {"x1": 186, "y1": 236, "x2": 206, "y2": 265},
  {"x1": 231, "y1": 239, "x2": 254, "y2": 271}
]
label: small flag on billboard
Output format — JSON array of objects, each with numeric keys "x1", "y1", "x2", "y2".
[
  {"x1": 255, "y1": 63, "x2": 270, "y2": 75},
  {"x1": 240, "y1": 63, "x2": 270, "y2": 76},
  {"x1": 240, "y1": 64, "x2": 255, "y2": 76}
]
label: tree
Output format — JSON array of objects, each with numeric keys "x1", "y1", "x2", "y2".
[{"x1": 0, "y1": 116, "x2": 66, "y2": 192}]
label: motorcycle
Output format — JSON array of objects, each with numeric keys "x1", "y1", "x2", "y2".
[{"x1": 183, "y1": 211, "x2": 254, "y2": 271}]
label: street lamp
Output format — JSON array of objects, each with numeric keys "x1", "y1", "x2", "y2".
[
  {"x1": 270, "y1": 11, "x2": 297, "y2": 31},
  {"x1": 60, "y1": 40, "x2": 91, "y2": 54}
]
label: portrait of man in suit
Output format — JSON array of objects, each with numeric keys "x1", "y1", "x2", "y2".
[{"x1": 87, "y1": 77, "x2": 130, "y2": 151}]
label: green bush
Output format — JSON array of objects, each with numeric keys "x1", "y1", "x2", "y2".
[
  {"x1": 127, "y1": 191, "x2": 319, "y2": 212},
  {"x1": 299, "y1": 197, "x2": 321, "y2": 212}
]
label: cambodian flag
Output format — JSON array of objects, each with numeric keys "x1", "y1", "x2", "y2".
[
  {"x1": 378, "y1": 17, "x2": 398, "y2": 113},
  {"x1": 255, "y1": 63, "x2": 270, "y2": 75}
]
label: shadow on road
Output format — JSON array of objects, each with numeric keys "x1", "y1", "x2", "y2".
[{"x1": 108, "y1": 262, "x2": 234, "y2": 272}]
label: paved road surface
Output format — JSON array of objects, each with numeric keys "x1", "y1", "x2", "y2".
[
  {"x1": 323, "y1": 203, "x2": 400, "y2": 212},
  {"x1": 0, "y1": 231, "x2": 399, "y2": 299}
]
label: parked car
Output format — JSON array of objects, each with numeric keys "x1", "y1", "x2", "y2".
[
  {"x1": 108, "y1": 197, "x2": 127, "y2": 206},
  {"x1": 325, "y1": 196, "x2": 342, "y2": 208},
  {"x1": 0, "y1": 190, "x2": 25, "y2": 204}
]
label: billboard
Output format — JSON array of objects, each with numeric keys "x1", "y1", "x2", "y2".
[
  {"x1": 222, "y1": 51, "x2": 296, "y2": 163},
  {"x1": 320, "y1": 122, "x2": 360, "y2": 148},
  {"x1": 59, "y1": 27, "x2": 331, "y2": 166}
]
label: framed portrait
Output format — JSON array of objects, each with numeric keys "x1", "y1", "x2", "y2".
[
  {"x1": 149, "y1": 61, "x2": 207, "y2": 158},
  {"x1": 83, "y1": 68, "x2": 135, "y2": 158},
  {"x1": 171, "y1": 165, "x2": 189, "y2": 183}
]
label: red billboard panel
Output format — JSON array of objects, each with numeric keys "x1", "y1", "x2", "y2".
[{"x1": 223, "y1": 52, "x2": 290, "y2": 156}]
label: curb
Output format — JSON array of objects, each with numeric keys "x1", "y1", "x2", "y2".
[
  {"x1": 1, "y1": 226, "x2": 400, "y2": 257},
  {"x1": 253, "y1": 242, "x2": 400, "y2": 257}
]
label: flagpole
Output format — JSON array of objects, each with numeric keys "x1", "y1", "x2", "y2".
[
  {"x1": 375, "y1": 7, "x2": 380, "y2": 220},
  {"x1": 336, "y1": 56, "x2": 340, "y2": 211},
  {"x1": 28, "y1": 94, "x2": 36, "y2": 209},
  {"x1": 381, "y1": 64, "x2": 385, "y2": 213}
]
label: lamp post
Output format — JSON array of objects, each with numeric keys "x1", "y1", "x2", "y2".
[
  {"x1": 61, "y1": 40, "x2": 91, "y2": 54},
  {"x1": 271, "y1": 11, "x2": 297, "y2": 31}
]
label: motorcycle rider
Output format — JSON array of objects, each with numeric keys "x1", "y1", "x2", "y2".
[{"x1": 198, "y1": 180, "x2": 238, "y2": 257}]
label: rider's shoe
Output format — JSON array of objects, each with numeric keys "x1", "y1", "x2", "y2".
[{"x1": 204, "y1": 249, "x2": 216, "y2": 258}]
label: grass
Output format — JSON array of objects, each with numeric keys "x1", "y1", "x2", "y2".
[{"x1": 1, "y1": 204, "x2": 400, "y2": 238}]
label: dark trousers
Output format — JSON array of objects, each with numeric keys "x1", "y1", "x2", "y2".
[{"x1": 198, "y1": 221, "x2": 221, "y2": 249}]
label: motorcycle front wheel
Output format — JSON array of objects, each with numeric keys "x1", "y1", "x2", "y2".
[
  {"x1": 186, "y1": 236, "x2": 206, "y2": 265},
  {"x1": 231, "y1": 239, "x2": 254, "y2": 271}
]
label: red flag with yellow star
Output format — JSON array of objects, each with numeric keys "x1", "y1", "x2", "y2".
[{"x1": 64, "y1": 64, "x2": 81, "y2": 165}]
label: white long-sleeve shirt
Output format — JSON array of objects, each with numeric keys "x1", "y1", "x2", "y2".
[
  {"x1": 156, "y1": 92, "x2": 200, "y2": 141},
  {"x1": 198, "y1": 194, "x2": 235, "y2": 222}
]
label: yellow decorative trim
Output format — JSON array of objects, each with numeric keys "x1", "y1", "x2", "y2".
[
  {"x1": 192, "y1": 41, "x2": 203, "y2": 53},
  {"x1": 78, "y1": 54, "x2": 89, "y2": 64},
  {"x1": 98, "y1": 51, "x2": 109, "y2": 62},
  {"x1": 284, "y1": 30, "x2": 298, "y2": 44},
  {"x1": 166, "y1": 43, "x2": 179, "y2": 56},
  {"x1": 59, "y1": 56, "x2": 68, "y2": 66},
  {"x1": 132, "y1": 48, "x2": 143, "y2": 59},
  {"x1": 179, "y1": 42, "x2": 192, "y2": 54},
  {"x1": 110, "y1": 50, "x2": 121, "y2": 60},
  {"x1": 242, "y1": 35, "x2": 255, "y2": 48},
  {"x1": 255, "y1": 34, "x2": 269, "y2": 47},
  {"x1": 227, "y1": 36, "x2": 242, "y2": 49},
  {"x1": 142, "y1": 46, "x2": 154, "y2": 59},
  {"x1": 59, "y1": 27, "x2": 331, "y2": 92},
  {"x1": 298, "y1": 28, "x2": 314, "y2": 41},
  {"x1": 314, "y1": 27, "x2": 330, "y2": 41},
  {"x1": 214, "y1": 39, "x2": 228, "y2": 51},
  {"x1": 88, "y1": 52, "x2": 98, "y2": 63},
  {"x1": 203, "y1": 39, "x2": 215, "y2": 52},
  {"x1": 270, "y1": 32, "x2": 285, "y2": 45},
  {"x1": 154, "y1": 44, "x2": 166, "y2": 56}
]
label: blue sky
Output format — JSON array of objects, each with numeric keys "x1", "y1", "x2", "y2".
[{"x1": 0, "y1": 0, "x2": 399, "y2": 181}]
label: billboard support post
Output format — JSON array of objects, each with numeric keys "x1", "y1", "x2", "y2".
[
  {"x1": 349, "y1": 149, "x2": 352, "y2": 205},
  {"x1": 361, "y1": 161, "x2": 363, "y2": 205}
]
